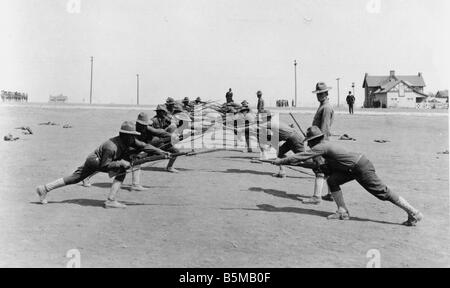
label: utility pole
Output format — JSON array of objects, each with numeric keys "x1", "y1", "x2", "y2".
[
  {"x1": 136, "y1": 74, "x2": 140, "y2": 105},
  {"x1": 89, "y1": 56, "x2": 93, "y2": 104},
  {"x1": 336, "y1": 77, "x2": 341, "y2": 107},
  {"x1": 294, "y1": 60, "x2": 298, "y2": 107}
]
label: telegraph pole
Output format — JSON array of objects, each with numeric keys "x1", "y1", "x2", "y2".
[
  {"x1": 294, "y1": 60, "x2": 298, "y2": 107},
  {"x1": 89, "y1": 56, "x2": 93, "y2": 104},
  {"x1": 136, "y1": 74, "x2": 140, "y2": 105},
  {"x1": 336, "y1": 77, "x2": 341, "y2": 107}
]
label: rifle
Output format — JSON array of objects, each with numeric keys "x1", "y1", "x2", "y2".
[
  {"x1": 108, "y1": 148, "x2": 227, "y2": 178},
  {"x1": 289, "y1": 113, "x2": 306, "y2": 137},
  {"x1": 255, "y1": 159, "x2": 316, "y2": 177}
]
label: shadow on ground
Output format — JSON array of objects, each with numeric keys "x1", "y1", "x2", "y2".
[
  {"x1": 30, "y1": 199, "x2": 190, "y2": 208},
  {"x1": 84, "y1": 182, "x2": 169, "y2": 191},
  {"x1": 249, "y1": 187, "x2": 309, "y2": 201},
  {"x1": 222, "y1": 204, "x2": 401, "y2": 226}
]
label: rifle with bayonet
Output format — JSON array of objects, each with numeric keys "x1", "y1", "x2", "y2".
[{"x1": 108, "y1": 148, "x2": 227, "y2": 178}]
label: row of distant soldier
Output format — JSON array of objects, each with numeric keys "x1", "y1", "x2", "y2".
[{"x1": 1, "y1": 90, "x2": 28, "y2": 102}]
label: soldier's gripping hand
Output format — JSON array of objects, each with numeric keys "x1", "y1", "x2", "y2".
[
  {"x1": 164, "y1": 152, "x2": 172, "y2": 159},
  {"x1": 119, "y1": 160, "x2": 131, "y2": 169}
]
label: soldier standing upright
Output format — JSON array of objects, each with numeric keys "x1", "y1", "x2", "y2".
[
  {"x1": 346, "y1": 91, "x2": 355, "y2": 114},
  {"x1": 312, "y1": 82, "x2": 335, "y2": 201}
]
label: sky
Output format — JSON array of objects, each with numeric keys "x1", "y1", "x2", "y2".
[{"x1": 0, "y1": 0, "x2": 449, "y2": 107}]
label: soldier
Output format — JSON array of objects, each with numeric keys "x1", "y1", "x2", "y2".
[
  {"x1": 165, "y1": 97, "x2": 176, "y2": 115},
  {"x1": 312, "y1": 82, "x2": 335, "y2": 201},
  {"x1": 256, "y1": 90, "x2": 266, "y2": 114},
  {"x1": 312, "y1": 82, "x2": 334, "y2": 139},
  {"x1": 274, "y1": 126, "x2": 423, "y2": 226},
  {"x1": 235, "y1": 101, "x2": 256, "y2": 152},
  {"x1": 245, "y1": 112, "x2": 305, "y2": 177},
  {"x1": 223, "y1": 88, "x2": 241, "y2": 114},
  {"x1": 182, "y1": 97, "x2": 193, "y2": 112},
  {"x1": 150, "y1": 105, "x2": 182, "y2": 173},
  {"x1": 346, "y1": 91, "x2": 355, "y2": 114},
  {"x1": 36, "y1": 121, "x2": 168, "y2": 208},
  {"x1": 194, "y1": 97, "x2": 203, "y2": 105}
]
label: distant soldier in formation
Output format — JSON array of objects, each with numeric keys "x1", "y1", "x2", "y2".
[
  {"x1": 165, "y1": 97, "x2": 176, "y2": 115},
  {"x1": 223, "y1": 88, "x2": 241, "y2": 114},
  {"x1": 151, "y1": 105, "x2": 181, "y2": 172},
  {"x1": 182, "y1": 97, "x2": 193, "y2": 112},
  {"x1": 256, "y1": 90, "x2": 266, "y2": 114},
  {"x1": 235, "y1": 100, "x2": 256, "y2": 152},
  {"x1": 194, "y1": 97, "x2": 203, "y2": 105}
]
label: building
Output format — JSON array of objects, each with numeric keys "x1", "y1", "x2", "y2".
[
  {"x1": 1, "y1": 90, "x2": 28, "y2": 102},
  {"x1": 362, "y1": 71, "x2": 427, "y2": 108},
  {"x1": 49, "y1": 94, "x2": 68, "y2": 103},
  {"x1": 435, "y1": 90, "x2": 448, "y2": 103}
]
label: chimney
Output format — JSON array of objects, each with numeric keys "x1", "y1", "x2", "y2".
[
  {"x1": 418, "y1": 72, "x2": 422, "y2": 77},
  {"x1": 390, "y1": 70, "x2": 395, "y2": 77}
]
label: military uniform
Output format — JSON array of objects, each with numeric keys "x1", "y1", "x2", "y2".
[
  {"x1": 65, "y1": 136, "x2": 163, "y2": 184},
  {"x1": 276, "y1": 126, "x2": 423, "y2": 225},
  {"x1": 278, "y1": 141, "x2": 396, "y2": 202},
  {"x1": 257, "y1": 118, "x2": 305, "y2": 157},
  {"x1": 312, "y1": 99, "x2": 334, "y2": 139}
]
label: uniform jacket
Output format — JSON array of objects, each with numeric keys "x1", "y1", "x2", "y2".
[
  {"x1": 312, "y1": 99, "x2": 334, "y2": 139},
  {"x1": 93, "y1": 136, "x2": 165, "y2": 172},
  {"x1": 278, "y1": 141, "x2": 363, "y2": 173}
]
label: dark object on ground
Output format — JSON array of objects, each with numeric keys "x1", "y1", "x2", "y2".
[
  {"x1": 63, "y1": 124, "x2": 73, "y2": 128},
  {"x1": 15, "y1": 126, "x2": 33, "y2": 135},
  {"x1": 4, "y1": 134, "x2": 19, "y2": 141},
  {"x1": 437, "y1": 150, "x2": 449, "y2": 155},
  {"x1": 39, "y1": 122, "x2": 59, "y2": 126},
  {"x1": 374, "y1": 139, "x2": 390, "y2": 143},
  {"x1": 339, "y1": 134, "x2": 356, "y2": 141}
]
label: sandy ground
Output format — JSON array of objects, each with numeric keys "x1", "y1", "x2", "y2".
[{"x1": 0, "y1": 105, "x2": 449, "y2": 267}]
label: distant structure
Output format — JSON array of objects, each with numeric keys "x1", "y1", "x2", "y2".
[
  {"x1": 362, "y1": 70, "x2": 427, "y2": 108},
  {"x1": 435, "y1": 90, "x2": 449, "y2": 102},
  {"x1": 1, "y1": 90, "x2": 28, "y2": 102},
  {"x1": 49, "y1": 94, "x2": 68, "y2": 103}
]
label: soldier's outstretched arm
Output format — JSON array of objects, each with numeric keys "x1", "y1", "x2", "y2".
[{"x1": 134, "y1": 138, "x2": 167, "y2": 156}]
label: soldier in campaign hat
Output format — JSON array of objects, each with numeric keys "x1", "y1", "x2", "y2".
[
  {"x1": 312, "y1": 82, "x2": 335, "y2": 201},
  {"x1": 274, "y1": 126, "x2": 423, "y2": 226},
  {"x1": 36, "y1": 121, "x2": 168, "y2": 208}
]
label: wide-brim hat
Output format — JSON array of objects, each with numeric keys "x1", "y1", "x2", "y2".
[
  {"x1": 155, "y1": 104, "x2": 168, "y2": 113},
  {"x1": 173, "y1": 112, "x2": 192, "y2": 122},
  {"x1": 119, "y1": 121, "x2": 141, "y2": 135},
  {"x1": 136, "y1": 112, "x2": 150, "y2": 125},
  {"x1": 303, "y1": 126, "x2": 324, "y2": 143},
  {"x1": 239, "y1": 106, "x2": 250, "y2": 113},
  {"x1": 166, "y1": 97, "x2": 175, "y2": 105},
  {"x1": 312, "y1": 82, "x2": 332, "y2": 94}
]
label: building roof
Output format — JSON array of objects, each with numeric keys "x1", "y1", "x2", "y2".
[
  {"x1": 363, "y1": 72, "x2": 426, "y2": 88},
  {"x1": 436, "y1": 90, "x2": 449, "y2": 98},
  {"x1": 372, "y1": 79, "x2": 428, "y2": 97}
]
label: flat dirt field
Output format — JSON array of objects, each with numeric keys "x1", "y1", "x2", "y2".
[{"x1": 0, "y1": 105, "x2": 449, "y2": 267}]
